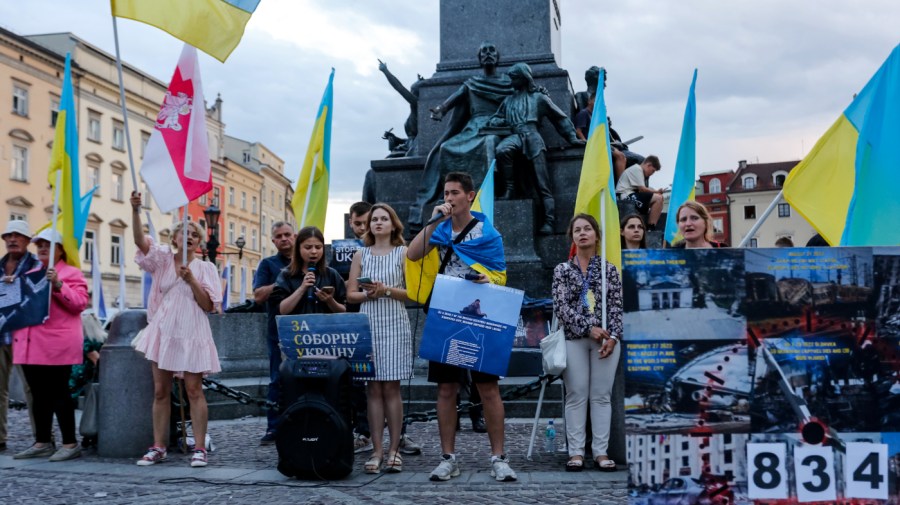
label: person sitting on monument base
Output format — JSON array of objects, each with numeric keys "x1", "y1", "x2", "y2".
[{"x1": 489, "y1": 62, "x2": 585, "y2": 235}]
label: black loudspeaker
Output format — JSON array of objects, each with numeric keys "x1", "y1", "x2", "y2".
[{"x1": 275, "y1": 356, "x2": 354, "y2": 479}]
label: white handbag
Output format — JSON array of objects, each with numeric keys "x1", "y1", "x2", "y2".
[{"x1": 540, "y1": 313, "x2": 566, "y2": 375}]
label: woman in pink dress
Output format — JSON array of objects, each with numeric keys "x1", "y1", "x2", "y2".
[{"x1": 130, "y1": 192, "x2": 221, "y2": 468}]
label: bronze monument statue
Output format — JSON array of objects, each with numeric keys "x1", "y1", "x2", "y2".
[
  {"x1": 378, "y1": 59, "x2": 423, "y2": 157},
  {"x1": 489, "y1": 63, "x2": 584, "y2": 235},
  {"x1": 408, "y1": 41, "x2": 513, "y2": 232}
]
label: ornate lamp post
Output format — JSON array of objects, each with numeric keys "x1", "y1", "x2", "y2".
[
  {"x1": 235, "y1": 235, "x2": 246, "y2": 260},
  {"x1": 203, "y1": 205, "x2": 221, "y2": 264}
]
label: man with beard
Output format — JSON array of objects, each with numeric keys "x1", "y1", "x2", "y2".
[
  {"x1": 408, "y1": 41, "x2": 513, "y2": 233},
  {"x1": 252, "y1": 221, "x2": 295, "y2": 445}
]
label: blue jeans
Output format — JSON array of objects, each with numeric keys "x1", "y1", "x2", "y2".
[{"x1": 266, "y1": 333, "x2": 283, "y2": 433}]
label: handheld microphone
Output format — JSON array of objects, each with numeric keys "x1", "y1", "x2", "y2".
[
  {"x1": 306, "y1": 266, "x2": 317, "y2": 302},
  {"x1": 424, "y1": 209, "x2": 447, "y2": 227}
]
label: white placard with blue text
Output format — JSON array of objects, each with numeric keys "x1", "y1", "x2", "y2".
[{"x1": 419, "y1": 274, "x2": 524, "y2": 377}]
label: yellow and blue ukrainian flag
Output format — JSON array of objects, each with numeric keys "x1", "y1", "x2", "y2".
[
  {"x1": 291, "y1": 69, "x2": 334, "y2": 232},
  {"x1": 111, "y1": 0, "x2": 260, "y2": 62},
  {"x1": 784, "y1": 44, "x2": 900, "y2": 246},
  {"x1": 48, "y1": 53, "x2": 82, "y2": 268},
  {"x1": 574, "y1": 69, "x2": 621, "y2": 270},
  {"x1": 405, "y1": 208, "x2": 508, "y2": 304},
  {"x1": 472, "y1": 160, "x2": 496, "y2": 223},
  {"x1": 664, "y1": 69, "x2": 698, "y2": 244}
]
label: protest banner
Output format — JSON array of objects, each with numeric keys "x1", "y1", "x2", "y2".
[
  {"x1": 330, "y1": 238, "x2": 363, "y2": 279},
  {"x1": 277, "y1": 312, "x2": 375, "y2": 381},
  {"x1": 419, "y1": 274, "x2": 524, "y2": 377},
  {"x1": 0, "y1": 268, "x2": 49, "y2": 333},
  {"x1": 622, "y1": 246, "x2": 900, "y2": 505}
]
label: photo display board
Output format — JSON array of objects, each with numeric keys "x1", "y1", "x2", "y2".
[{"x1": 623, "y1": 247, "x2": 900, "y2": 505}]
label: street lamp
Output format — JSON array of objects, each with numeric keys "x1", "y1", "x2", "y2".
[
  {"x1": 235, "y1": 235, "x2": 246, "y2": 260},
  {"x1": 203, "y1": 205, "x2": 221, "y2": 264}
]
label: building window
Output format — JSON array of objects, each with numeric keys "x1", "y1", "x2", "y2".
[
  {"x1": 84, "y1": 230, "x2": 95, "y2": 263},
  {"x1": 778, "y1": 203, "x2": 791, "y2": 218},
  {"x1": 742, "y1": 175, "x2": 756, "y2": 189},
  {"x1": 112, "y1": 173, "x2": 124, "y2": 201},
  {"x1": 744, "y1": 205, "x2": 756, "y2": 219},
  {"x1": 251, "y1": 196, "x2": 257, "y2": 214},
  {"x1": 50, "y1": 97, "x2": 60, "y2": 127},
  {"x1": 261, "y1": 215, "x2": 267, "y2": 236},
  {"x1": 251, "y1": 229, "x2": 257, "y2": 250},
  {"x1": 10, "y1": 212, "x2": 27, "y2": 223},
  {"x1": 682, "y1": 456, "x2": 689, "y2": 467},
  {"x1": 271, "y1": 190, "x2": 275, "y2": 204},
  {"x1": 229, "y1": 264, "x2": 235, "y2": 288},
  {"x1": 228, "y1": 222, "x2": 235, "y2": 244},
  {"x1": 724, "y1": 449, "x2": 733, "y2": 464},
  {"x1": 88, "y1": 166, "x2": 100, "y2": 193},
  {"x1": 242, "y1": 151, "x2": 251, "y2": 164},
  {"x1": 713, "y1": 218, "x2": 724, "y2": 234},
  {"x1": 12, "y1": 84, "x2": 29, "y2": 116},
  {"x1": 110, "y1": 234, "x2": 123, "y2": 265},
  {"x1": 229, "y1": 187, "x2": 235, "y2": 206},
  {"x1": 213, "y1": 187, "x2": 220, "y2": 206},
  {"x1": 749, "y1": 238, "x2": 758, "y2": 248},
  {"x1": 88, "y1": 111, "x2": 102, "y2": 142},
  {"x1": 140, "y1": 131, "x2": 150, "y2": 158},
  {"x1": 199, "y1": 194, "x2": 208, "y2": 205},
  {"x1": 708, "y1": 178, "x2": 721, "y2": 194},
  {"x1": 241, "y1": 225, "x2": 247, "y2": 243},
  {"x1": 112, "y1": 120, "x2": 125, "y2": 150},
  {"x1": 241, "y1": 191, "x2": 246, "y2": 210},
  {"x1": 772, "y1": 172, "x2": 787, "y2": 188},
  {"x1": 10, "y1": 145, "x2": 28, "y2": 181}
]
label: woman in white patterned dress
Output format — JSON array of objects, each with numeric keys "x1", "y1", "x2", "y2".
[
  {"x1": 130, "y1": 192, "x2": 222, "y2": 468},
  {"x1": 347, "y1": 204, "x2": 412, "y2": 474}
]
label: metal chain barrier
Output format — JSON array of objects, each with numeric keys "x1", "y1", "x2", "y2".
[{"x1": 8, "y1": 374, "x2": 561, "y2": 420}]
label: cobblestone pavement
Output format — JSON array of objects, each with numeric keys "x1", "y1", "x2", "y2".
[{"x1": 1, "y1": 409, "x2": 628, "y2": 504}]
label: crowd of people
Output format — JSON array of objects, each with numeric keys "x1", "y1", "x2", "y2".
[{"x1": 0, "y1": 164, "x2": 734, "y2": 477}]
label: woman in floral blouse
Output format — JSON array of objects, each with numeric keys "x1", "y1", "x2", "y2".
[{"x1": 551, "y1": 213, "x2": 624, "y2": 472}]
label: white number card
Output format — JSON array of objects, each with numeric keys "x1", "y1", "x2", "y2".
[
  {"x1": 844, "y1": 442, "x2": 888, "y2": 500},
  {"x1": 748, "y1": 443, "x2": 789, "y2": 500},
  {"x1": 793, "y1": 444, "x2": 836, "y2": 503}
]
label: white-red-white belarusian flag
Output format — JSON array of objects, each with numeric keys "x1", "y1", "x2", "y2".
[{"x1": 140, "y1": 44, "x2": 211, "y2": 212}]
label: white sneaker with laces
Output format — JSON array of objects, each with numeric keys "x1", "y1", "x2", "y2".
[
  {"x1": 190, "y1": 449, "x2": 208, "y2": 467},
  {"x1": 136, "y1": 447, "x2": 167, "y2": 466},
  {"x1": 429, "y1": 454, "x2": 460, "y2": 481},
  {"x1": 398, "y1": 434, "x2": 422, "y2": 455},
  {"x1": 353, "y1": 433, "x2": 373, "y2": 454},
  {"x1": 490, "y1": 455, "x2": 518, "y2": 482}
]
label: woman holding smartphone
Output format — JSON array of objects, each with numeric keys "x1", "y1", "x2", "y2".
[
  {"x1": 347, "y1": 204, "x2": 412, "y2": 474},
  {"x1": 271, "y1": 226, "x2": 346, "y2": 316}
]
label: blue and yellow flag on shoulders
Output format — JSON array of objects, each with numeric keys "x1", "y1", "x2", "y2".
[
  {"x1": 111, "y1": 0, "x2": 260, "y2": 62},
  {"x1": 573, "y1": 68, "x2": 621, "y2": 270},
  {"x1": 784, "y1": 44, "x2": 900, "y2": 246},
  {"x1": 292, "y1": 69, "x2": 334, "y2": 232},
  {"x1": 471, "y1": 160, "x2": 496, "y2": 223},
  {"x1": 664, "y1": 69, "x2": 698, "y2": 244},
  {"x1": 405, "y1": 211, "x2": 506, "y2": 304},
  {"x1": 48, "y1": 53, "x2": 82, "y2": 268}
]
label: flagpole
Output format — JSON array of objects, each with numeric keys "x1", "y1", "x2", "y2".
[
  {"x1": 300, "y1": 167, "x2": 315, "y2": 228},
  {"x1": 737, "y1": 189, "x2": 784, "y2": 247},
  {"x1": 600, "y1": 189, "x2": 608, "y2": 330},
  {"x1": 111, "y1": 15, "x2": 157, "y2": 237},
  {"x1": 48, "y1": 170, "x2": 62, "y2": 305},
  {"x1": 181, "y1": 207, "x2": 189, "y2": 266}
]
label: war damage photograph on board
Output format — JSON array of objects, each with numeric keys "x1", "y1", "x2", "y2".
[
  {"x1": 625, "y1": 339, "x2": 751, "y2": 434},
  {"x1": 621, "y1": 249, "x2": 745, "y2": 341}
]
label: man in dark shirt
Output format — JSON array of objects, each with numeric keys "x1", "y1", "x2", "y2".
[{"x1": 252, "y1": 221, "x2": 294, "y2": 445}]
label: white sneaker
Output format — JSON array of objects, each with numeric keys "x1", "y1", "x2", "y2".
[
  {"x1": 353, "y1": 433, "x2": 373, "y2": 454},
  {"x1": 429, "y1": 454, "x2": 460, "y2": 481},
  {"x1": 398, "y1": 434, "x2": 422, "y2": 455},
  {"x1": 490, "y1": 455, "x2": 517, "y2": 482},
  {"x1": 136, "y1": 447, "x2": 167, "y2": 466}
]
